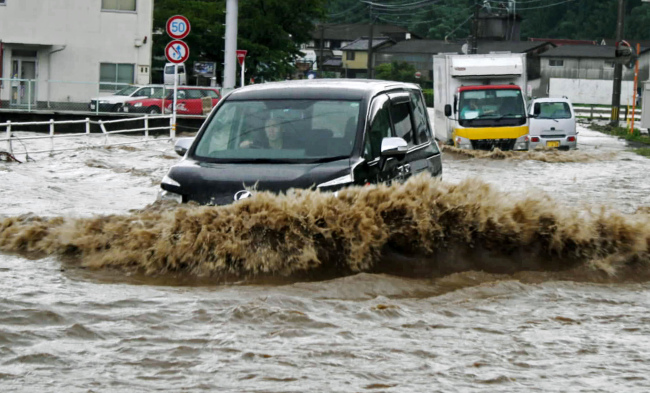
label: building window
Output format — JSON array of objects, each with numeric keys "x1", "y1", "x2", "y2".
[
  {"x1": 100, "y1": 63, "x2": 135, "y2": 91},
  {"x1": 0, "y1": 1, "x2": 6, "y2": 5},
  {"x1": 101, "y1": 0, "x2": 136, "y2": 12},
  {"x1": 346, "y1": 51, "x2": 355, "y2": 61},
  {"x1": 549, "y1": 59, "x2": 564, "y2": 67}
]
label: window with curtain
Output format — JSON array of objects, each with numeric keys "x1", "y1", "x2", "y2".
[
  {"x1": 101, "y1": 0, "x2": 136, "y2": 12},
  {"x1": 100, "y1": 63, "x2": 135, "y2": 91}
]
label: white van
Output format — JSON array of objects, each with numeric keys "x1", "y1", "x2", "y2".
[
  {"x1": 528, "y1": 97, "x2": 577, "y2": 150},
  {"x1": 164, "y1": 63, "x2": 187, "y2": 86}
]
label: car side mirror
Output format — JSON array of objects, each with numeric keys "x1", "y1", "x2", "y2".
[
  {"x1": 444, "y1": 104, "x2": 452, "y2": 117},
  {"x1": 174, "y1": 137, "x2": 194, "y2": 157},
  {"x1": 379, "y1": 137, "x2": 408, "y2": 171},
  {"x1": 533, "y1": 103, "x2": 541, "y2": 116},
  {"x1": 380, "y1": 137, "x2": 408, "y2": 157}
]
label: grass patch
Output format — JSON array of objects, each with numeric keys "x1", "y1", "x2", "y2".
[
  {"x1": 636, "y1": 148, "x2": 650, "y2": 157},
  {"x1": 589, "y1": 123, "x2": 650, "y2": 145}
]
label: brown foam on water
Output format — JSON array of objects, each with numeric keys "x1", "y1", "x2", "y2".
[
  {"x1": 0, "y1": 175, "x2": 648, "y2": 281},
  {"x1": 441, "y1": 145, "x2": 615, "y2": 163}
]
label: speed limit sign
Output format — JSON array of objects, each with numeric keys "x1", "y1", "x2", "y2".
[{"x1": 166, "y1": 15, "x2": 191, "y2": 40}]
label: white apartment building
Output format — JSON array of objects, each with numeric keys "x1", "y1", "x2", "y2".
[{"x1": 0, "y1": 0, "x2": 153, "y2": 109}]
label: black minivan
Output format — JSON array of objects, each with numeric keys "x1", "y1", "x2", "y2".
[{"x1": 158, "y1": 79, "x2": 442, "y2": 205}]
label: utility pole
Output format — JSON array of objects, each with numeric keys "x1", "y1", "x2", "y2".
[
  {"x1": 367, "y1": 8, "x2": 375, "y2": 79},
  {"x1": 223, "y1": 0, "x2": 238, "y2": 92},
  {"x1": 471, "y1": 0, "x2": 479, "y2": 54},
  {"x1": 610, "y1": 0, "x2": 626, "y2": 126}
]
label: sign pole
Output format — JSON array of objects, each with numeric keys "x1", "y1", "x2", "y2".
[
  {"x1": 240, "y1": 60, "x2": 245, "y2": 88},
  {"x1": 631, "y1": 43, "x2": 641, "y2": 134},
  {"x1": 172, "y1": 64, "x2": 178, "y2": 139}
]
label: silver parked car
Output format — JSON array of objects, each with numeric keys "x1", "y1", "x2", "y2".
[{"x1": 528, "y1": 97, "x2": 577, "y2": 150}]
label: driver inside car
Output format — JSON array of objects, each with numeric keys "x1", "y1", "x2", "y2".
[{"x1": 240, "y1": 118, "x2": 285, "y2": 149}]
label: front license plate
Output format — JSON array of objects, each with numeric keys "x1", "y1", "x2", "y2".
[{"x1": 546, "y1": 141, "x2": 560, "y2": 148}]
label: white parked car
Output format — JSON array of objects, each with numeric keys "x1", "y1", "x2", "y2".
[
  {"x1": 164, "y1": 63, "x2": 187, "y2": 86},
  {"x1": 89, "y1": 85, "x2": 165, "y2": 112},
  {"x1": 528, "y1": 97, "x2": 577, "y2": 150}
]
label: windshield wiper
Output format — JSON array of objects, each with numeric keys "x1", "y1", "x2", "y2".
[
  {"x1": 304, "y1": 155, "x2": 349, "y2": 164},
  {"x1": 494, "y1": 113, "x2": 524, "y2": 121}
]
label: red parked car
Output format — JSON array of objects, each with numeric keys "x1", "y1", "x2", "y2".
[{"x1": 123, "y1": 87, "x2": 221, "y2": 115}]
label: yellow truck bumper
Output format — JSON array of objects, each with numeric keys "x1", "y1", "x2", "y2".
[{"x1": 453, "y1": 126, "x2": 528, "y2": 140}]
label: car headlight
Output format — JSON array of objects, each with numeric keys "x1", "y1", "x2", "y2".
[
  {"x1": 134, "y1": 102, "x2": 143, "y2": 107},
  {"x1": 161, "y1": 174, "x2": 180, "y2": 187},
  {"x1": 514, "y1": 135, "x2": 530, "y2": 151},
  {"x1": 317, "y1": 174, "x2": 353, "y2": 189},
  {"x1": 157, "y1": 189, "x2": 182, "y2": 203},
  {"x1": 454, "y1": 136, "x2": 472, "y2": 150}
]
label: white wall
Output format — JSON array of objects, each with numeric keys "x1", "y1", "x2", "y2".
[
  {"x1": 0, "y1": 0, "x2": 153, "y2": 103},
  {"x1": 549, "y1": 78, "x2": 638, "y2": 106}
]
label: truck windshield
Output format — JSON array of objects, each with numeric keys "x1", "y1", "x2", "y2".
[
  {"x1": 458, "y1": 89, "x2": 526, "y2": 124},
  {"x1": 194, "y1": 100, "x2": 360, "y2": 163}
]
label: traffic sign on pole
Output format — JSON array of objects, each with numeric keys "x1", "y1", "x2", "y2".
[
  {"x1": 236, "y1": 50, "x2": 247, "y2": 66},
  {"x1": 166, "y1": 15, "x2": 191, "y2": 40},
  {"x1": 165, "y1": 40, "x2": 190, "y2": 64}
]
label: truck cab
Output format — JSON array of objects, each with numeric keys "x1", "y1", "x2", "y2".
[{"x1": 449, "y1": 84, "x2": 529, "y2": 151}]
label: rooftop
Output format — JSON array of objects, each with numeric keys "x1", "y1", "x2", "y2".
[
  {"x1": 375, "y1": 39, "x2": 552, "y2": 55},
  {"x1": 340, "y1": 37, "x2": 394, "y2": 51},
  {"x1": 539, "y1": 44, "x2": 650, "y2": 59}
]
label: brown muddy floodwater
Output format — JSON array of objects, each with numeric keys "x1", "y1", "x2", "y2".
[{"x1": 0, "y1": 124, "x2": 649, "y2": 392}]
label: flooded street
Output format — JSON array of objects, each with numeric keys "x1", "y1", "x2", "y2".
[{"x1": 1, "y1": 123, "x2": 650, "y2": 392}]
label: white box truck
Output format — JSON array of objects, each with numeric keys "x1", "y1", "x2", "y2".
[{"x1": 433, "y1": 53, "x2": 530, "y2": 150}]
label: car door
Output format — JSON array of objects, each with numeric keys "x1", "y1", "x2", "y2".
[
  {"x1": 406, "y1": 89, "x2": 443, "y2": 177},
  {"x1": 356, "y1": 93, "x2": 403, "y2": 186},
  {"x1": 183, "y1": 89, "x2": 205, "y2": 114}
]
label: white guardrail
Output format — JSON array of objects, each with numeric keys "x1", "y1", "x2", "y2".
[
  {"x1": 0, "y1": 115, "x2": 174, "y2": 160},
  {"x1": 573, "y1": 105, "x2": 641, "y2": 121}
]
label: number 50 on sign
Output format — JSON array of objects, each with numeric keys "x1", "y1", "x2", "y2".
[{"x1": 166, "y1": 15, "x2": 191, "y2": 40}]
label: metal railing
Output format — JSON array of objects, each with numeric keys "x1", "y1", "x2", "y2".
[
  {"x1": 573, "y1": 105, "x2": 641, "y2": 121},
  {"x1": 1, "y1": 115, "x2": 174, "y2": 161}
]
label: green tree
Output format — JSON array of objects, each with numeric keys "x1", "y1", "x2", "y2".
[
  {"x1": 153, "y1": 0, "x2": 327, "y2": 84},
  {"x1": 325, "y1": 0, "x2": 650, "y2": 42},
  {"x1": 375, "y1": 61, "x2": 419, "y2": 83}
]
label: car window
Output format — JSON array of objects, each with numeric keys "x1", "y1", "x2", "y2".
[
  {"x1": 390, "y1": 102, "x2": 415, "y2": 147},
  {"x1": 409, "y1": 91, "x2": 431, "y2": 145},
  {"x1": 536, "y1": 102, "x2": 572, "y2": 119},
  {"x1": 364, "y1": 95, "x2": 392, "y2": 161},
  {"x1": 203, "y1": 90, "x2": 220, "y2": 98},
  {"x1": 185, "y1": 89, "x2": 204, "y2": 99}
]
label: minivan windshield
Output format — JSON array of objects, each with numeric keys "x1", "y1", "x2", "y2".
[
  {"x1": 194, "y1": 100, "x2": 361, "y2": 163},
  {"x1": 535, "y1": 102, "x2": 572, "y2": 119}
]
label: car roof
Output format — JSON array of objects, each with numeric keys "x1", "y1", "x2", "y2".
[
  {"x1": 226, "y1": 79, "x2": 420, "y2": 101},
  {"x1": 532, "y1": 97, "x2": 573, "y2": 104}
]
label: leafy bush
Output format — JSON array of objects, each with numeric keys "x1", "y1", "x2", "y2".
[{"x1": 422, "y1": 88, "x2": 434, "y2": 108}]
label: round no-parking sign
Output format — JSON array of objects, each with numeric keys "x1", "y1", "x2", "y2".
[{"x1": 165, "y1": 40, "x2": 190, "y2": 64}]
